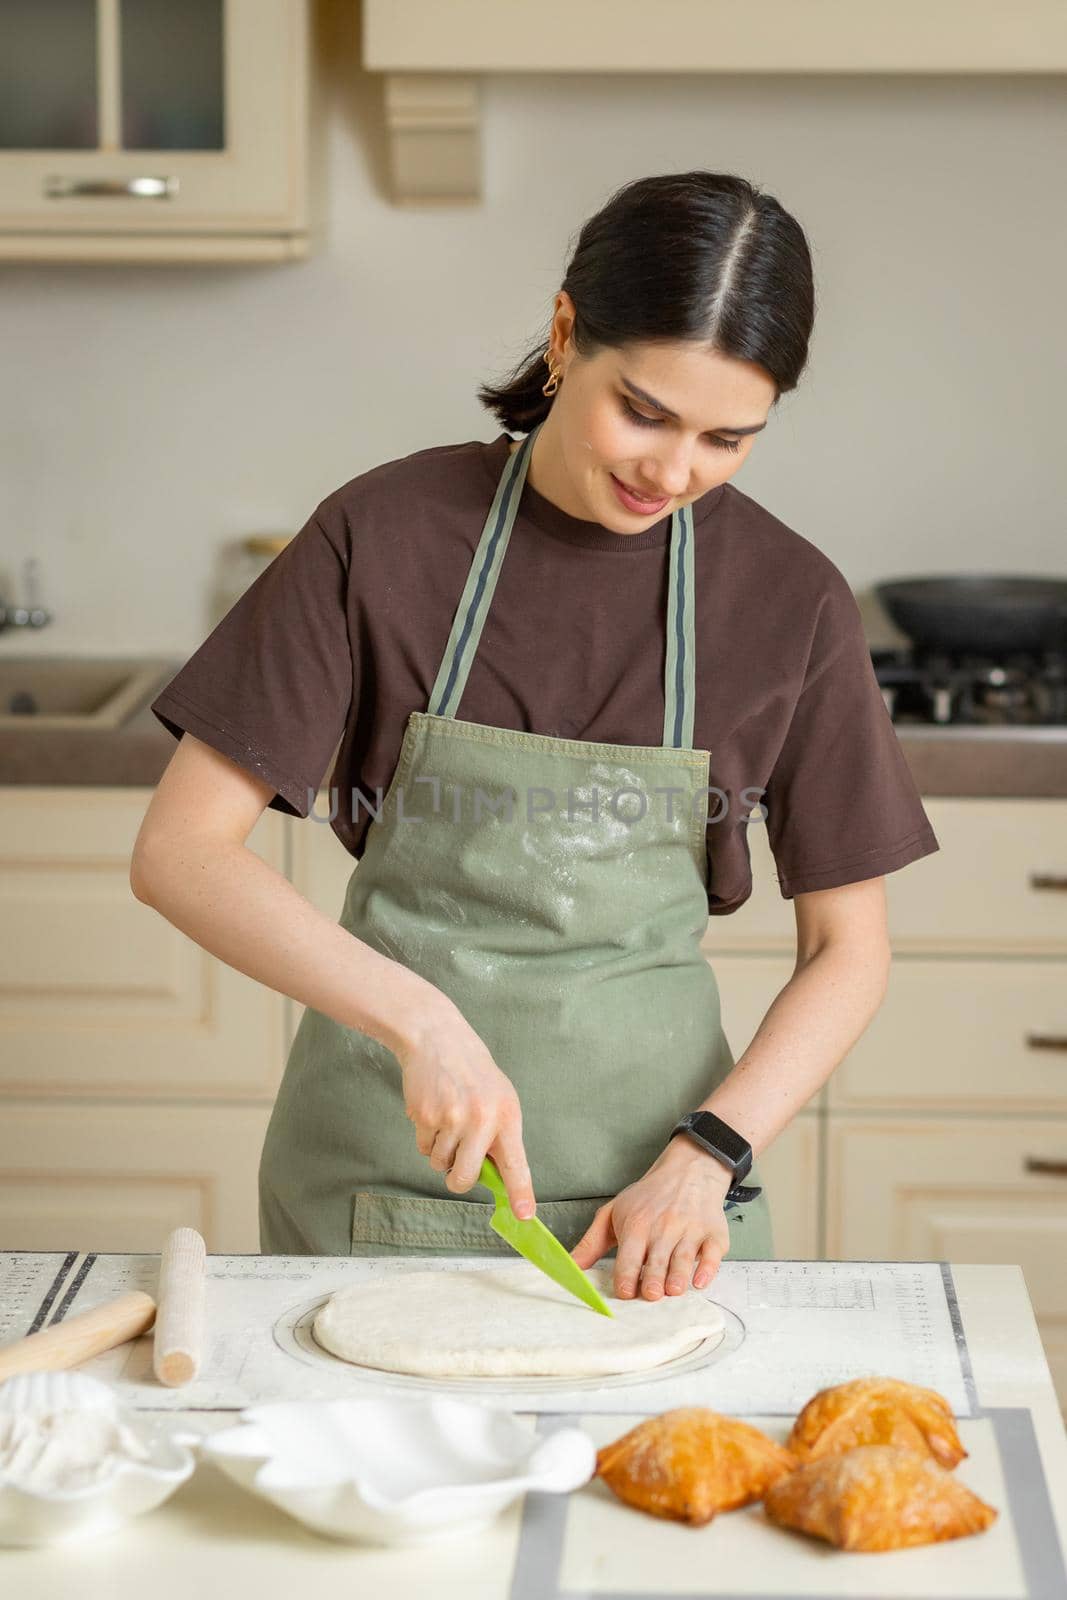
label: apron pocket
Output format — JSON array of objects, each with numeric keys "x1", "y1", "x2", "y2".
[{"x1": 350, "y1": 1190, "x2": 616, "y2": 1256}]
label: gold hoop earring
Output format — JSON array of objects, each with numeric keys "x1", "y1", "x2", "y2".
[{"x1": 541, "y1": 345, "x2": 562, "y2": 397}]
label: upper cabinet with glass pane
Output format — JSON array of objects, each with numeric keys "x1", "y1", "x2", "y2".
[{"x1": 0, "y1": 0, "x2": 315, "y2": 261}]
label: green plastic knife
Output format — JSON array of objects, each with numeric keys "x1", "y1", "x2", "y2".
[{"x1": 478, "y1": 1156, "x2": 614, "y2": 1317}]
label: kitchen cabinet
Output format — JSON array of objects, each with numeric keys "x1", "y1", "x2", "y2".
[
  {"x1": 705, "y1": 796, "x2": 1067, "y2": 954},
  {"x1": 0, "y1": 0, "x2": 317, "y2": 262},
  {"x1": 748, "y1": 1111, "x2": 820, "y2": 1262},
  {"x1": 716, "y1": 798, "x2": 1067, "y2": 1403},
  {"x1": 0, "y1": 787, "x2": 286, "y2": 1252},
  {"x1": 362, "y1": 0, "x2": 1067, "y2": 201},
  {"x1": 0, "y1": 788, "x2": 287, "y2": 1101},
  {"x1": 830, "y1": 959, "x2": 1067, "y2": 1114},
  {"x1": 0, "y1": 1102, "x2": 270, "y2": 1253},
  {"x1": 826, "y1": 1119, "x2": 1067, "y2": 1405},
  {"x1": 365, "y1": 0, "x2": 1067, "y2": 74}
]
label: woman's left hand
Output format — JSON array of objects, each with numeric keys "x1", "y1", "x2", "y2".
[{"x1": 570, "y1": 1136, "x2": 733, "y2": 1299}]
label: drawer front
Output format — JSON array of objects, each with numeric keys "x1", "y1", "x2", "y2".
[
  {"x1": 884, "y1": 799, "x2": 1067, "y2": 952},
  {"x1": 709, "y1": 798, "x2": 1067, "y2": 953},
  {"x1": 830, "y1": 958, "x2": 1067, "y2": 1112}
]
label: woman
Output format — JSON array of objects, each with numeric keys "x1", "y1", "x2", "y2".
[{"x1": 134, "y1": 171, "x2": 938, "y2": 1301}]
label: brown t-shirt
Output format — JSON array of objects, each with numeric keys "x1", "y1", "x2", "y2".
[{"x1": 151, "y1": 432, "x2": 938, "y2": 914}]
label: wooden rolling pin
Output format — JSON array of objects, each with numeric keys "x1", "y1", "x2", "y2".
[
  {"x1": 0, "y1": 1292, "x2": 157, "y2": 1380},
  {"x1": 152, "y1": 1226, "x2": 206, "y2": 1387}
]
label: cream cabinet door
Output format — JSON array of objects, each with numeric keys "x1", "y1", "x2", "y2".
[
  {"x1": 755, "y1": 1114, "x2": 821, "y2": 1260},
  {"x1": 829, "y1": 957, "x2": 1067, "y2": 1113},
  {"x1": 826, "y1": 1119, "x2": 1067, "y2": 1403},
  {"x1": 0, "y1": 788, "x2": 287, "y2": 1099},
  {"x1": 0, "y1": 1103, "x2": 271, "y2": 1253},
  {"x1": 0, "y1": 0, "x2": 311, "y2": 261},
  {"x1": 708, "y1": 798, "x2": 1067, "y2": 953}
]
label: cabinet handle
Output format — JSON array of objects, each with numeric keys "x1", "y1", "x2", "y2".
[
  {"x1": 1029, "y1": 872, "x2": 1067, "y2": 892},
  {"x1": 1025, "y1": 1033, "x2": 1067, "y2": 1052},
  {"x1": 1024, "y1": 1157, "x2": 1067, "y2": 1177},
  {"x1": 44, "y1": 176, "x2": 179, "y2": 200}
]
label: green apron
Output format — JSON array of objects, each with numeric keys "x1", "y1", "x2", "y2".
[{"x1": 259, "y1": 423, "x2": 773, "y2": 1262}]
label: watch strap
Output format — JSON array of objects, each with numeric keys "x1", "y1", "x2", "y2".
[{"x1": 670, "y1": 1111, "x2": 754, "y2": 1185}]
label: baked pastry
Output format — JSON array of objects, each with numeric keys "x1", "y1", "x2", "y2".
[
  {"x1": 787, "y1": 1377, "x2": 967, "y2": 1468},
  {"x1": 595, "y1": 1406, "x2": 796, "y2": 1526},
  {"x1": 764, "y1": 1444, "x2": 997, "y2": 1552}
]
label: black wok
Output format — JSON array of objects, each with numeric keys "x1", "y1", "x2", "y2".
[{"x1": 875, "y1": 575, "x2": 1067, "y2": 656}]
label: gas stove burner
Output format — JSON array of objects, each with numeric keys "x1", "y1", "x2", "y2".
[{"x1": 872, "y1": 647, "x2": 1067, "y2": 726}]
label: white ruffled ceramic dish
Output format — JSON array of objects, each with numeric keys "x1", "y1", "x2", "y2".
[
  {"x1": 201, "y1": 1394, "x2": 595, "y2": 1546},
  {"x1": 0, "y1": 1370, "x2": 196, "y2": 1547}
]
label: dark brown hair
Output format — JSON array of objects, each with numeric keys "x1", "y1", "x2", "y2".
[{"x1": 478, "y1": 170, "x2": 816, "y2": 434}]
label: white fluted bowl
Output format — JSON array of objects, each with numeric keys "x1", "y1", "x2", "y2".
[
  {"x1": 0, "y1": 1371, "x2": 196, "y2": 1546},
  {"x1": 201, "y1": 1394, "x2": 595, "y2": 1546}
]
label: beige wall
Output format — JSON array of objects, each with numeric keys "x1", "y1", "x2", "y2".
[{"x1": 1, "y1": 53, "x2": 1064, "y2": 654}]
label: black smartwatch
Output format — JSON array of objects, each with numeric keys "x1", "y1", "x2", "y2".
[{"x1": 669, "y1": 1110, "x2": 762, "y2": 1208}]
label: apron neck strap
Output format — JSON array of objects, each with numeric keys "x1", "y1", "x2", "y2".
[
  {"x1": 428, "y1": 422, "x2": 697, "y2": 749},
  {"x1": 429, "y1": 426, "x2": 537, "y2": 721},
  {"x1": 662, "y1": 498, "x2": 696, "y2": 749}
]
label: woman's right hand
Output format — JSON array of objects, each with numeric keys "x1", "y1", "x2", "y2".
[{"x1": 394, "y1": 1000, "x2": 537, "y2": 1220}]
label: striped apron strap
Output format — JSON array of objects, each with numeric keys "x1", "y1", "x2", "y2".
[
  {"x1": 429, "y1": 424, "x2": 539, "y2": 719},
  {"x1": 430, "y1": 420, "x2": 696, "y2": 750},
  {"x1": 662, "y1": 499, "x2": 696, "y2": 748}
]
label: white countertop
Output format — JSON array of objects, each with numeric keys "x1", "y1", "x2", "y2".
[{"x1": 2, "y1": 1256, "x2": 1066, "y2": 1599}]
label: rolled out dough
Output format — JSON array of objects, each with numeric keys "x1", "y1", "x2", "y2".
[{"x1": 312, "y1": 1260, "x2": 725, "y2": 1378}]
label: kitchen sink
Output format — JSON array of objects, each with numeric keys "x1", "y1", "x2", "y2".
[{"x1": 0, "y1": 657, "x2": 173, "y2": 730}]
